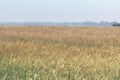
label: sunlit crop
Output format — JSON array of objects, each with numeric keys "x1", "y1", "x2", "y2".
[{"x1": 0, "y1": 26, "x2": 120, "y2": 80}]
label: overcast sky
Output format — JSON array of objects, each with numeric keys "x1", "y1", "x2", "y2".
[{"x1": 0, "y1": 0, "x2": 120, "y2": 22}]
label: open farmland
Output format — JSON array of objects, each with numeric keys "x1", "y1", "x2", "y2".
[{"x1": 0, "y1": 26, "x2": 120, "y2": 80}]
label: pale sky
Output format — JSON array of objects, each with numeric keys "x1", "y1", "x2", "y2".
[{"x1": 0, "y1": 0, "x2": 120, "y2": 22}]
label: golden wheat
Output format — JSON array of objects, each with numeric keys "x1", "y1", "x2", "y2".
[{"x1": 0, "y1": 26, "x2": 120, "y2": 80}]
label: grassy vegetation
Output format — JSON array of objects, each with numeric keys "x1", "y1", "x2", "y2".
[{"x1": 0, "y1": 26, "x2": 120, "y2": 80}]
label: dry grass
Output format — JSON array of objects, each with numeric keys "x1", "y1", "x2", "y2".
[{"x1": 0, "y1": 26, "x2": 120, "y2": 80}]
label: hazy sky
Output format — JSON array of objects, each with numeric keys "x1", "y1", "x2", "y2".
[{"x1": 0, "y1": 0, "x2": 120, "y2": 22}]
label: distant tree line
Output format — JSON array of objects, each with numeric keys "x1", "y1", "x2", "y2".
[{"x1": 112, "y1": 22, "x2": 120, "y2": 26}]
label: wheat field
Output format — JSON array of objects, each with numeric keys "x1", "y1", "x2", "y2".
[{"x1": 0, "y1": 26, "x2": 120, "y2": 80}]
